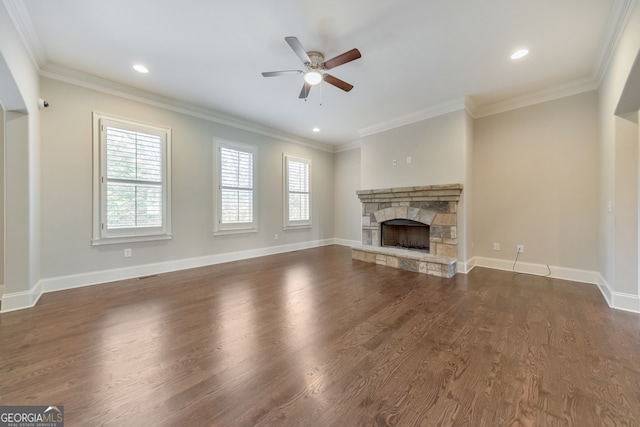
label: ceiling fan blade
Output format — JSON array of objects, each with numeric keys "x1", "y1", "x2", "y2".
[
  {"x1": 262, "y1": 70, "x2": 302, "y2": 77},
  {"x1": 324, "y1": 74, "x2": 354, "y2": 92},
  {"x1": 285, "y1": 36, "x2": 311, "y2": 65},
  {"x1": 299, "y1": 82, "x2": 312, "y2": 99},
  {"x1": 323, "y1": 48, "x2": 361, "y2": 70}
]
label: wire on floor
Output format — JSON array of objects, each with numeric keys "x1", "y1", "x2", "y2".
[{"x1": 512, "y1": 248, "x2": 552, "y2": 277}]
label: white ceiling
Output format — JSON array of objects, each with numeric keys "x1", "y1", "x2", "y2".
[{"x1": 9, "y1": 0, "x2": 626, "y2": 147}]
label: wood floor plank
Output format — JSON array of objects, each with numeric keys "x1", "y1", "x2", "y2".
[{"x1": 1, "y1": 245, "x2": 640, "y2": 426}]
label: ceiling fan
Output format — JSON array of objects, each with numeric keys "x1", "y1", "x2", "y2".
[{"x1": 262, "y1": 36, "x2": 361, "y2": 99}]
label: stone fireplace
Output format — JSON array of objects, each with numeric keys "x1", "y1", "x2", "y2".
[{"x1": 352, "y1": 184, "x2": 463, "y2": 278}]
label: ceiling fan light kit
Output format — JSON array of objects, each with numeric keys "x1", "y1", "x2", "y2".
[
  {"x1": 303, "y1": 70, "x2": 323, "y2": 85},
  {"x1": 262, "y1": 36, "x2": 361, "y2": 99}
]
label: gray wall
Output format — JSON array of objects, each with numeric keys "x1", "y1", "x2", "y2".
[
  {"x1": 333, "y1": 147, "x2": 361, "y2": 243},
  {"x1": 39, "y1": 77, "x2": 335, "y2": 279},
  {"x1": 473, "y1": 91, "x2": 600, "y2": 270},
  {"x1": 613, "y1": 114, "x2": 639, "y2": 294},
  {"x1": 360, "y1": 110, "x2": 467, "y2": 190}
]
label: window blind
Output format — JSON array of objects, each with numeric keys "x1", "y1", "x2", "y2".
[
  {"x1": 220, "y1": 146, "x2": 254, "y2": 223},
  {"x1": 105, "y1": 127, "x2": 163, "y2": 229},
  {"x1": 287, "y1": 158, "x2": 309, "y2": 221}
]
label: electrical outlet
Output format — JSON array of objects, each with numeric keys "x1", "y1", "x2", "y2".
[
  {"x1": 517, "y1": 245, "x2": 524, "y2": 253},
  {"x1": 274, "y1": 233, "x2": 279, "y2": 240},
  {"x1": 406, "y1": 156, "x2": 412, "y2": 164},
  {"x1": 493, "y1": 242, "x2": 500, "y2": 251},
  {"x1": 392, "y1": 159, "x2": 397, "y2": 166},
  {"x1": 124, "y1": 248, "x2": 132, "y2": 258}
]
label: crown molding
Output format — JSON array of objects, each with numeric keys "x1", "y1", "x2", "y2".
[
  {"x1": 335, "y1": 140, "x2": 361, "y2": 152},
  {"x1": 2, "y1": 0, "x2": 46, "y2": 68},
  {"x1": 41, "y1": 64, "x2": 335, "y2": 153},
  {"x1": 358, "y1": 97, "x2": 467, "y2": 138},
  {"x1": 592, "y1": 0, "x2": 638, "y2": 85},
  {"x1": 354, "y1": 73, "x2": 599, "y2": 131},
  {"x1": 463, "y1": 96, "x2": 478, "y2": 119},
  {"x1": 472, "y1": 77, "x2": 599, "y2": 118}
]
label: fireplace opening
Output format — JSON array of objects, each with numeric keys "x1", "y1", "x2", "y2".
[{"x1": 381, "y1": 219, "x2": 430, "y2": 252}]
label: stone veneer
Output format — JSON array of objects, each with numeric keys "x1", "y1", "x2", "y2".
[{"x1": 352, "y1": 184, "x2": 463, "y2": 278}]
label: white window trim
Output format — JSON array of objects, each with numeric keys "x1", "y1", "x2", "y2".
[
  {"x1": 283, "y1": 154, "x2": 312, "y2": 230},
  {"x1": 92, "y1": 112, "x2": 172, "y2": 245},
  {"x1": 213, "y1": 138, "x2": 258, "y2": 235}
]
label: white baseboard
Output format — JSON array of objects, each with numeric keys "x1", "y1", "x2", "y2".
[
  {"x1": 596, "y1": 274, "x2": 640, "y2": 313},
  {"x1": 2, "y1": 243, "x2": 639, "y2": 314},
  {"x1": 1, "y1": 239, "x2": 335, "y2": 313},
  {"x1": 467, "y1": 256, "x2": 639, "y2": 313},
  {"x1": 456, "y1": 257, "x2": 476, "y2": 274},
  {"x1": 611, "y1": 291, "x2": 640, "y2": 313},
  {"x1": 334, "y1": 238, "x2": 361, "y2": 247},
  {"x1": 469, "y1": 256, "x2": 600, "y2": 283},
  {"x1": 1, "y1": 280, "x2": 43, "y2": 313}
]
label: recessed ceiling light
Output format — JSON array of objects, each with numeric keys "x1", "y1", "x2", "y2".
[
  {"x1": 312, "y1": 127, "x2": 320, "y2": 132},
  {"x1": 133, "y1": 64, "x2": 149, "y2": 73},
  {"x1": 510, "y1": 49, "x2": 529, "y2": 60}
]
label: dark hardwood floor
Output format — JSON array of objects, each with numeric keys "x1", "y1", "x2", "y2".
[{"x1": 1, "y1": 245, "x2": 639, "y2": 426}]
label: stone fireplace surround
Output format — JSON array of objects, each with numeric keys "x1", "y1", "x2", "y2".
[{"x1": 352, "y1": 184, "x2": 463, "y2": 278}]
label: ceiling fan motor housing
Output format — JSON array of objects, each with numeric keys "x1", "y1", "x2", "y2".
[{"x1": 307, "y1": 51, "x2": 325, "y2": 70}]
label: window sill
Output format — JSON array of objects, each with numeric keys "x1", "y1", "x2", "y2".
[
  {"x1": 91, "y1": 234, "x2": 172, "y2": 246},
  {"x1": 283, "y1": 224, "x2": 312, "y2": 231},
  {"x1": 213, "y1": 227, "x2": 258, "y2": 236}
]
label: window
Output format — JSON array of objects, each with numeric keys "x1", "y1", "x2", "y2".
[
  {"x1": 284, "y1": 154, "x2": 311, "y2": 229},
  {"x1": 214, "y1": 139, "x2": 257, "y2": 234},
  {"x1": 92, "y1": 112, "x2": 171, "y2": 245}
]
